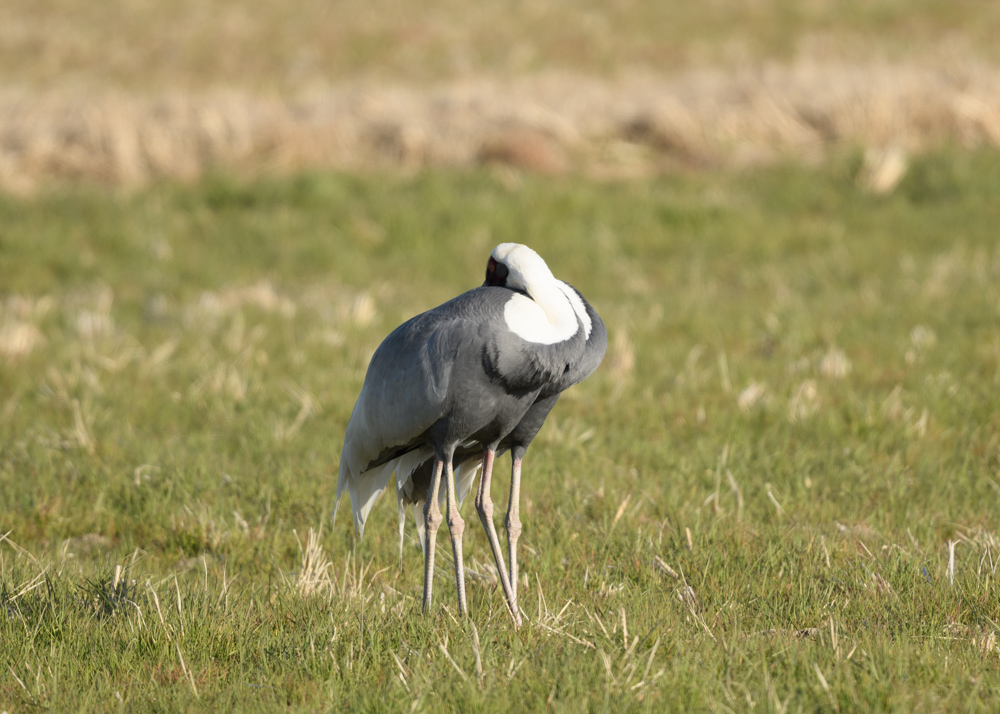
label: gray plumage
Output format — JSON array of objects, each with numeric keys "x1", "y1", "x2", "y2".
[
  {"x1": 338, "y1": 286, "x2": 583, "y2": 526},
  {"x1": 335, "y1": 243, "x2": 605, "y2": 624},
  {"x1": 395, "y1": 284, "x2": 605, "y2": 544}
]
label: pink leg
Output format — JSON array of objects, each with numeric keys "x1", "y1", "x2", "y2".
[
  {"x1": 505, "y1": 456, "x2": 523, "y2": 615},
  {"x1": 444, "y1": 458, "x2": 468, "y2": 615},
  {"x1": 474, "y1": 449, "x2": 522, "y2": 626},
  {"x1": 422, "y1": 460, "x2": 444, "y2": 613}
]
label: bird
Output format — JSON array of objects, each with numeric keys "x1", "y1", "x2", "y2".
[
  {"x1": 393, "y1": 287, "x2": 606, "y2": 626},
  {"x1": 336, "y1": 243, "x2": 606, "y2": 625}
]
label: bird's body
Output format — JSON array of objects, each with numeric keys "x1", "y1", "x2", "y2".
[
  {"x1": 336, "y1": 244, "x2": 605, "y2": 624},
  {"x1": 337, "y1": 285, "x2": 586, "y2": 528}
]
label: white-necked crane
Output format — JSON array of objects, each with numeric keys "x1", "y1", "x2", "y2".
[{"x1": 336, "y1": 243, "x2": 606, "y2": 625}]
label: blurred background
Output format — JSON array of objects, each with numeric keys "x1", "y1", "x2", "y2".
[{"x1": 3, "y1": 0, "x2": 999, "y2": 192}]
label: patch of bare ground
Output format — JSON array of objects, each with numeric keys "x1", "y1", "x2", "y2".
[{"x1": 2, "y1": 61, "x2": 1000, "y2": 191}]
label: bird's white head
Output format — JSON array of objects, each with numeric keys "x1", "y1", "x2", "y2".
[
  {"x1": 484, "y1": 243, "x2": 592, "y2": 344},
  {"x1": 485, "y1": 243, "x2": 555, "y2": 295}
]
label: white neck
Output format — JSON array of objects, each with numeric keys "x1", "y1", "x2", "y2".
[
  {"x1": 503, "y1": 279, "x2": 581, "y2": 345},
  {"x1": 489, "y1": 242, "x2": 588, "y2": 345},
  {"x1": 556, "y1": 282, "x2": 592, "y2": 339}
]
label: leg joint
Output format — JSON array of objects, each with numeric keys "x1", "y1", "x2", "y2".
[
  {"x1": 475, "y1": 495, "x2": 494, "y2": 520},
  {"x1": 425, "y1": 504, "x2": 444, "y2": 531}
]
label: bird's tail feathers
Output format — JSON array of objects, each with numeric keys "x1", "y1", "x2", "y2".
[
  {"x1": 413, "y1": 500, "x2": 427, "y2": 556},
  {"x1": 338, "y1": 459, "x2": 393, "y2": 540},
  {"x1": 397, "y1": 498, "x2": 406, "y2": 569},
  {"x1": 454, "y1": 458, "x2": 483, "y2": 507},
  {"x1": 391, "y1": 448, "x2": 434, "y2": 554}
]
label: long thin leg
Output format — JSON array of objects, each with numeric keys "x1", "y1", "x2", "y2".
[
  {"x1": 505, "y1": 454, "x2": 524, "y2": 615},
  {"x1": 474, "y1": 449, "x2": 521, "y2": 626},
  {"x1": 444, "y1": 458, "x2": 468, "y2": 615},
  {"x1": 422, "y1": 460, "x2": 444, "y2": 613}
]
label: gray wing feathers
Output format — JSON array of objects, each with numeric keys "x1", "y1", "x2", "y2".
[
  {"x1": 337, "y1": 320, "x2": 455, "y2": 535},
  {"x1": 337, "y1": 312, "x2": 490, "y2": 536}
]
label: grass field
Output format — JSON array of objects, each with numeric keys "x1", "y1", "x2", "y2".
[{"x1": 2, "y1": 149, "x2": 999, "y2": 710}]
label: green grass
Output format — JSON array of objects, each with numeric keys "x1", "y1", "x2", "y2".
[{"x1": 2, "y1": 151, "x2": 1000, "y2": 710}]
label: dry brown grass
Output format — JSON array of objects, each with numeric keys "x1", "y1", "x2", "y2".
[
  {"x1": 8, "y1": 0, "x2": 998, "y2": 91},
  {"x1": 3, "y1": 61, "x2": 1000, "y2": 191}
]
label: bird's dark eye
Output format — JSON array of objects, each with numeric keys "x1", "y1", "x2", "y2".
[{"x1": 485, "y1": 258, "x2": 509, "y2": 287}]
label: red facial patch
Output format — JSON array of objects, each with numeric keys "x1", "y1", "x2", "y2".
[{"x1": 485, "y1": 257, "x2": 508, "y2": 287}]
